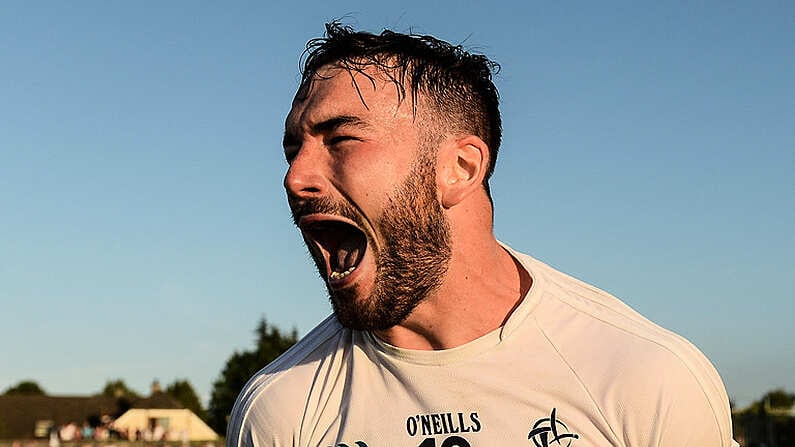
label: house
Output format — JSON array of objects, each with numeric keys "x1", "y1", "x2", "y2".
[
  {"x1": 0, "y1": 390, "x2": 218, "y2": 441},
  {"x1": 111, "y1": 392, "x2": 218, "y2": 442}
]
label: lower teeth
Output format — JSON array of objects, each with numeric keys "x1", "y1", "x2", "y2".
[{"x1": 329, "y1": 266, "x2": 356, "y2": 281}]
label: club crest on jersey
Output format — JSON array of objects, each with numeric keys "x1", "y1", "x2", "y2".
[{"x1": 527, "y1": 408, "x2": 579, "y2": 447}]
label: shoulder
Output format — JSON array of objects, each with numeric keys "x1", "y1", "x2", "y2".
[
  {"x1": 517, "y1": 252, "x2": 735, "y2": 446},
  {"x1": 226, "y1": 315, "x2": 350, "y2": 447}
]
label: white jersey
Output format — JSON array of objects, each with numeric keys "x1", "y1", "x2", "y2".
[{"x1": 228, "y1": 245, "x2": 737, "y2": 447}]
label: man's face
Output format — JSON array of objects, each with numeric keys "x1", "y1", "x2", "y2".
[{"x1": 283, "y1": 66, "x2": 451, "y2": 331}]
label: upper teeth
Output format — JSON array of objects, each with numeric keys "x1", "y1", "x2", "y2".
[{"x1": 329, "y1": 266, "x2": 356, "y2": 281}]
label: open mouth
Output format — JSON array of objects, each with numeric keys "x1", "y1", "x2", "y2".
[{"x1": 300, "y1": 216, "x2": 368, "y2": 285}]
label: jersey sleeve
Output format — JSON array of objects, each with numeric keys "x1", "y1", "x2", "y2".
[
  {"x1": 226, "y1": 316, "x2": 345, "y2": 447},
  {"x1": 229, "y1": 393, "x2": 296, "y2": 447},
  {"x1": 613, "y1": 343, "x2": 736, "y2": 447}
]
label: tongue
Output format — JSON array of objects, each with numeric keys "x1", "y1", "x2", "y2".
[{"x1": 333, "y1": 238, "x2": 362, "y2": 272}]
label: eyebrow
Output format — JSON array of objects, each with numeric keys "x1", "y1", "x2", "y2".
[{"x1": 283, "y1": 115, "x2": 369, "y2": 148}]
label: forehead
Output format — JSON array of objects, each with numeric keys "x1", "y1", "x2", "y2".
[{"x1": 285, "y1": 65, "x2": 416, "y2": 131}]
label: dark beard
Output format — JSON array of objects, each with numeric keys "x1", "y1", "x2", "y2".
[
  {"x1": 331, "y1": 157, "x2": 452, "y2": 331},
  {"x1": 290, "y1": 153, "x2": 452, "y2": 331}
]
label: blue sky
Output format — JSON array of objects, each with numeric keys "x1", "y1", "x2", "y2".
[{"x1": 1, "y1": 1, "x2": 792, "y2": 408}]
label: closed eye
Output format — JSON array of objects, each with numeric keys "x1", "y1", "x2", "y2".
[
  {"x1": 284, "y1": 146, "x2": 299, "y2": 164},
  {"x1": 327, "y1": 135, "x2": 359, "y2": 146},
  {"x1": 282, "y1": 132, "x2": 300, "y2": 164}
]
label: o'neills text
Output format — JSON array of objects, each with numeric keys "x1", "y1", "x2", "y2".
[{"x1": 405, "y1": 412, "x2": 481, "y2": 437}]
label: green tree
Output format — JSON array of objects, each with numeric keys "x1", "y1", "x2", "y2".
[
  {"x1": 3, "y1": 380, "x2": 46, "y2": 395},
  {"x1": 762, "y1": 388, "x2": 795, "y2": 410},
  {"x1": 208, "y1": 318, "x2": 298, "y2": 435},
  {"x1": 101, "y1": 379, "x2": 141, "y2": 399},
  {"x1": 739, "y1": 388, "x2": 795, "y2": 414},
  {"x1": 166, "y1": 379, "x2": 207, "y2": 421},
  {"x1": 100, "y1": 379, "x2": 141, "y2": 416},
  {"x1": 733, "y1": 388, "x2": 795, "y2": 446}
]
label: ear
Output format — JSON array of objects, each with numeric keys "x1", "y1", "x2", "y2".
[{"x1": 437, "y1": 135, "x2": 489, "y2": 208}]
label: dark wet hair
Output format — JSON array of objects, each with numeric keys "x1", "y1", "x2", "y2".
[{"x1": 300, "y1": 22, "x2": 502, "y2": 197}]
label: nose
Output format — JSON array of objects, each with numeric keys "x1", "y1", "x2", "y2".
[{"x1": 283, "y1": 144, "x2": 329, "y2": 200}]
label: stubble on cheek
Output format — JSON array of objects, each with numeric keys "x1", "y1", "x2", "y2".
[{"x1": 330, "y1": 155, "x2": 452, "y2": 331}]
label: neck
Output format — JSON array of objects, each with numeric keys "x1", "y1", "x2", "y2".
[{"x1": 374, "y1": 235, "x2": 531, "y2": 350}]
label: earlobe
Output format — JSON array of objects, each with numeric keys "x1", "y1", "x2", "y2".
[{"x1": 439, "y1": 135, "x2": 489, "y2": 208}]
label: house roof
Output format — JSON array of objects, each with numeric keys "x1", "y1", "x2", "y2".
[
  {"x1": 131, "y1": 392, "x2": 182, "y2": 409},
  {"x1": 0, "y1": 395, "x2": 119, "y2": 439}
]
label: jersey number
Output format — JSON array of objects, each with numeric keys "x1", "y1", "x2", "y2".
[{"x1": 418, "y1": 436, "x2": 471, "y2": 447}]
